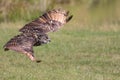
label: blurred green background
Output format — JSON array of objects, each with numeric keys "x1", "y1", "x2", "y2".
[
  {"x1": 0, "y1": 0, "x2": 120, "y2": 80},
  {"x1": 0, "y1": 0, "x2": 120, "y2": 24}
]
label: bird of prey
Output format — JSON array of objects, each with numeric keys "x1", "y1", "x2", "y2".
[{"x1": 3, "y1": 9, "x2": 73, "y2": 63}]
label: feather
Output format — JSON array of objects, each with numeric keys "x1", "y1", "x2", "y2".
[
  {"x1": 4, "y1": 33, "x2": 50, "y2": 62},
  {"x1": 19, "y1": 8, "x2": 73, "y2": 33},
  {"x1": 3, "y1": 9, "x2": 72, "y2": 62}
]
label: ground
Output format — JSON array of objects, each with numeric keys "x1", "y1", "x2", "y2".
[{"x1": 0, "y1": 21, "x2": 120, "y2": 80}]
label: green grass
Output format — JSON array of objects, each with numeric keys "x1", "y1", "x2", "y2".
[
  {"x1": 0, "y1": 1, "x2": 120, "y2": 79},
  {"x1": 0, "y1": 22, "x2": 120, "y2": 80}
]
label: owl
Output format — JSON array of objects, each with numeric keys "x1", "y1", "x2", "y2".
[{"x1": 3, "y1": 9, "x2": 73, "y2": 63}]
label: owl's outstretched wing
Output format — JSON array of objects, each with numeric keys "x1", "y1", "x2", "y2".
[
  {"x1": 3, "y1": 33, "x2": 50, "y2": 62},
  {"x1": 3, "y1": 33, "x2": 36, "y2": 61},
  {"x1": 19, "y1": 9, "x2": 73, "y2": 33}
]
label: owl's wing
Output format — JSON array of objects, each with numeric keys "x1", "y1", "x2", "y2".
[
  {"x1": 3, "y1": 9, "x2": 73, "y2": 63},
  {"x1": 3, "y1": 33, "x2": 37, "y2": 61},
  {"x1": 19, "y1": 9, "x2": 73, "y2": 33}
]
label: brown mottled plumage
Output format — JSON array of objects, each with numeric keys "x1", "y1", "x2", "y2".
[{"x1": 3, "y1": 9, "x2": 73, "y2": 63}]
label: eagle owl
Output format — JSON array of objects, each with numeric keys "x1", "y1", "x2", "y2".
[{"x1": 3, "y1": 9, "x2": 73, "y2": 63}]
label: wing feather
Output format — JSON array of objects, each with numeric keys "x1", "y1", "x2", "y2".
[
  {"x1": 3, "y1": 33, "x2": 36, "y2": 61},
  {"x1": 19, "y1": 9, "x2": 73, "y2": 33}
]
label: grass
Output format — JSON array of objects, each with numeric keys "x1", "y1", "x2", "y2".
[
  {"x1": 0, "y1": 1, "x2": 120, "y2": 79},
  {"x1": 0, "y1": 21, "x2": 120, "y2": 80}
]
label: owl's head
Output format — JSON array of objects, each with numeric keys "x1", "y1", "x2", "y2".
[{"x1": 40, "y1": 34, "x2": 51, "y2": 44}]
